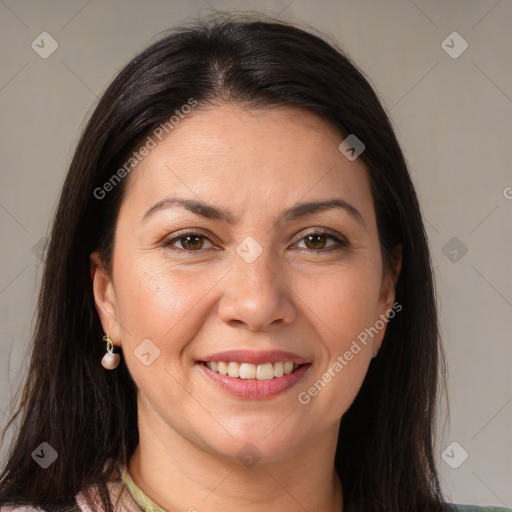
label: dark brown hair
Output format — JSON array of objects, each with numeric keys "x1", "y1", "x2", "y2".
[{"x1": 0, "y1": 13, "x2": 449, "y2": 512}]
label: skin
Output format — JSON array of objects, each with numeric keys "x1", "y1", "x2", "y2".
[{"x1": 91, "y1": 104, "x2": 402, "y2": 512}]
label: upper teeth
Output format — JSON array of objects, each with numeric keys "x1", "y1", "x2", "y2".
[{"x1": 205, "y1": 361, "x2": 299, "y2": 380}]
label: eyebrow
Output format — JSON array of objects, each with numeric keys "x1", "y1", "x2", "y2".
[{"x1": 142, "y1": 196, "x2": 366, "y2": 229}]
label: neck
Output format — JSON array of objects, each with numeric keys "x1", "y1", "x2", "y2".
[{"x1": 128, "y1": 400, "x2": 343, "y2": 512}]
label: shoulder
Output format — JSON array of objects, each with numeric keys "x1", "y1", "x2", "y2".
[
  {"x1": 0, "y1": 479, "x2": 124, "y2": 512},
  {"x1": 0, "y1": 508, "x2": 46, "y2": 512},
  {"x1": 0, "y1": 464, "x2": 135, "y2": 512},
  {"x1": 0, "y1": 504, "x2": 81, "y2": 512},
  {"x1": 75, "y1": 477, "x2": 141, "y2": 512},
  {"x1": 0, "y1": 507, "x2": 79, "y2": 512}
]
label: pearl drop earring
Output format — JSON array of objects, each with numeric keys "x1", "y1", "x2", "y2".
[{"x1": 101, "y1": 333, "x2": 120, "y2": 370}]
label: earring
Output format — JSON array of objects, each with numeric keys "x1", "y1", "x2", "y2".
[
  {"x1": 101, "y1": 333, "x2": 120, "y2": 370},
  {"x1": 371, "y1": 350, "x2": 379, "y2": 360}
]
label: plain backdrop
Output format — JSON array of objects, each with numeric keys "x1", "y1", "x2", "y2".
[{"x1": 0, "y1": 0, "x2": 511, "y2": 507}]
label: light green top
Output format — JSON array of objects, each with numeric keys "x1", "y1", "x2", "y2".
[
  {"x1": 452, "y1": 507, "x2": 512, "y2": 512},
  {"x1": 451, "y1": 507, "x2": 512, "y2": 512},
  {"x1": 120, "y1": 466, "x2": 166, "y2": 512},
  {"x1": 120, "y1": 466, "x2": 511, "y2": 512}
]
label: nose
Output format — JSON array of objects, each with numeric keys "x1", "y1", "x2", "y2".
[{"x1": 217, "y1": 245, "x2": 297, "y2": 331}]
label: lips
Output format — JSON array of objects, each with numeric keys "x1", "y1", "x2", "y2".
[{"x1": 197, "y1": 349, "x2": 312, "y2": 399}]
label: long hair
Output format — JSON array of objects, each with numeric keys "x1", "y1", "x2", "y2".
[{"x1": 0, "y1": 13, "x2": 449, "y2": 512}]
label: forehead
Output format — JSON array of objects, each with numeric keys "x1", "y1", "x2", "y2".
[{"x1": 121, "y1": 103, "x2": 374, "y2": 224}]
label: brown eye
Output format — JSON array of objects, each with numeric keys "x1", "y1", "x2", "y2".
[
  {"x1": 295, "y1": 231, "x2": 347, "y2": 252},
  {"x1": 180, "y1": 235, "x2": 204, "y2": 250},
  {"x1": 164, "y1": 232, "x2": 214, "y2": 251},
  {"x1": 303, "y1": 234, "x2": 328, "y2": 250}
]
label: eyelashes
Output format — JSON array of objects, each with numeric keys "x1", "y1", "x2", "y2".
[{"x1": 162, "y1": 229, "x2": 348, "y2": 254}]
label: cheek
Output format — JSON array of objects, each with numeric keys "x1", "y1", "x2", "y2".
[
  {"x1": 116, "y1": 258, "x2": 186, "y2": 331},
  {"x1": 293, "y1": 259, "x2": 382, "y2": 421},
  {"x1": 111, "y1": 252, "x2": 224, "y2": 408},
  {"x1": 293, "y1": 256, "x2": 383, "y2": 346},
  {"x1": 112, "y1": 251, "x2": 219, "y2": 358}
]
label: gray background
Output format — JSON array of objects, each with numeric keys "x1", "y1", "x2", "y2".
[{"x1": 1, "y1": 0, "x2": 511, "y2": 507}]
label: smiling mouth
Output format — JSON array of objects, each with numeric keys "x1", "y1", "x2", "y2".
[{"x1": 201, "y1": 361, "x2": 304, "y2": 380}]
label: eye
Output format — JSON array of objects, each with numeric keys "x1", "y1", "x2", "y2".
[
  {"x1": 162, "y1": 229, "x2": 347, "y2": 253},
  {"x1": 163, "y1": 231, "x2": 215, "y2": 251},
  {"x1": 294, "y1": 230, "x2": 347, "y2": 251}
]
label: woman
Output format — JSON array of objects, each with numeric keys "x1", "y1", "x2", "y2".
[{"x1": 0, "y1": 13, "x2": 509, "y2": 512}]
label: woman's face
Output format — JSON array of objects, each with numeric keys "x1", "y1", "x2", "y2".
[{"x1": 92, "y1": 104, "x2": 400, "y2": 463}]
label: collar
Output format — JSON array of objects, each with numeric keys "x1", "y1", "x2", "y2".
[{"x1": 120, "y1": 464, "x2": 167, "y2": 512}]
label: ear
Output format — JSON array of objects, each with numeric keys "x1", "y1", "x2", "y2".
[
  {"x1": 387, "y1": 243, "x2": 402, "y2": 288},
  {"x1": 90, "y1": 251, "x2": 122, "y2": 347},
  {"x1": 373, "y1": 244, "x2": 403, "y2": 353}
]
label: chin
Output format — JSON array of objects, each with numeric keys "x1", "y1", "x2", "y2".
[{"x1": 196, "y1": 419, "x2": 310, "y2": 466}]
